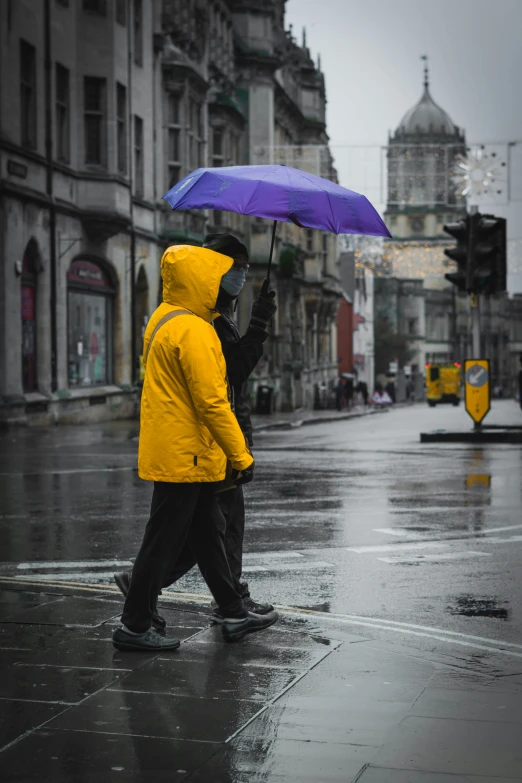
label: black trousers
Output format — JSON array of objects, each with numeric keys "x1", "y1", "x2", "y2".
[
  {"x1": 121, "y1": 482, "x2": 246, "y2": 633},
  {"x1": 161, "y1": 485, "x2": 249, "y2": 597}
]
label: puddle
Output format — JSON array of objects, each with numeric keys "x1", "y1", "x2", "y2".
[{"x1": 446, "y1": 594, "x2": 510, "y2": 621}]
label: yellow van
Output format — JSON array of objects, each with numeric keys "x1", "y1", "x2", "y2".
[{"x1": 425, "y1": 363, "x2": 461, "y2": 407}]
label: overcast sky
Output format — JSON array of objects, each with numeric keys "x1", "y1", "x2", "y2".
[{"x1": 286, "y1": 0, "x2": 522, "y2": 289}]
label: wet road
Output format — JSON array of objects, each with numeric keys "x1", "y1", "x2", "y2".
[{"x1": 1, "y1": 400, "x2": 522, "y2": 665}]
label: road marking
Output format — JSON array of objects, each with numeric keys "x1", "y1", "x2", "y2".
[
  {"x1": 0, "y1": 467, "x2": 136, "y2": 477},
  {"x1": 346, "y1": 542, "x2": 449, "y2": 554},
  {"x1": 243, "y1": 551, "x2": 303, "y2": 560},
  {"x1": 16, "y1": 560, "x2": 133, "y2": 570},
  {"x1": 14, "y1": 571, "x2": 126, "y2": 581},
  {"x1": 243, "y1": 560, "x2": 333, "y2": 573},
  {"x1": 377, "y1": 551, "x2": 491, "y2": 564},
  {"x1": 374, "y1": 523, "x2": 522, "y2": 539}
]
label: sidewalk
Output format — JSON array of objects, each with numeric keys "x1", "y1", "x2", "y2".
[
  {"x1": 1, "y1": 581, "x2": 521, "y2": 781},
  {"x1": 251, "y1": 404, "x2": 388, "y2": 432}
]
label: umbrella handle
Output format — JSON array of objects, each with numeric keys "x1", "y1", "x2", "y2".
[{"x1": 266, "y1": 219, "x2": 277, "y2": 285}]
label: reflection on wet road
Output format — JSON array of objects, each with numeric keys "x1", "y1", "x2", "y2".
[{"x1": 1, "y1": 400, "x2": 521, "y2": 661}]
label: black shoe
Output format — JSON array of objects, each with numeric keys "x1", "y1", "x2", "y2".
[
  {"x1": 113, "y1": 572, "x2": 167, "y2": 632},
  {"x1": 222, "y1": 610, "x2": 278, "y2": 642},
  {"x1": 112, "y1": 627, "x2": 180, "y2": 652},
  {"x1": 210, "y1": 597, "x2": 274, "y2": 624}
]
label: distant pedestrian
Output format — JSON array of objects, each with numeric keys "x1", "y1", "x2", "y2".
[
  {"x1": 356, "y1": 380, "x2": 369, "y2": 406},
  {"x1": 112, "y1": 245, "x2": 278, "y2": 653},
  {"x1": 336, "y1": 378, "x2": 345, "y2": 411},
  {"x1": 385, "y1": 379, "x2": 396, "y2": 404}
]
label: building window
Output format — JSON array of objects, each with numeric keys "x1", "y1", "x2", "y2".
[
  {"x1": 212, "y1": 128, "x2": 224, "y2": 167},
  {"x1": 134, "y1": 115, "x2": 144, "y2": 196},
  {"x1": 306, "y1": 229, "x2": 313, "y2": 253},
  {"x1": 20, "y1": 39, "x2": 37, "y2": 149},
  {"x1": 321, "y1": 233, "x2": 328, "y2": 274},
  {"x1": 167, "y1": 93, "x2": 181, "y2": 187},
  {"x1": 188, "y1": 98, "x2": 203, "y2": 170},
  {"x1": 84, "y1": 76, "x2": 107, "y2": 166},
  {"x1": 116, "y1": 82, "x2": 127, "y2": 174},
  {"x1": 21, "y1": 239, "x2": 40, "y2": 393},
  {"x1": 133, "y1": 0, "x2": 143, "y2": 66},
  {"x1": 67, "y1": 259, "x2": 114, "y2": 387},
  {"x1": 55, "y1": 63, "x2": 70, "y2": 163},
  {"x1": 115, "y1": 0, "x2": 126, "y2": 25},
  {"x1": 82, "y1": 0, "x2": 106, "y2": 14},
  {"x1": 408, "y1": 318, "x2": 417, "y2": 335}
]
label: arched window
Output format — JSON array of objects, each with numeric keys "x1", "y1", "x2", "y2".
[
  {"x1": 67, "y1": 258, "x2": 115, "y2": 387},
  {"x1": 21, "y1": 239, "x2": 40, "y2": 392}
]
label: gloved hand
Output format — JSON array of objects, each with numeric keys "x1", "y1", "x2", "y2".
[
  {"x1": 249, "y1": 279, "x2": 277, "y2": 331},
  {"x1": 232, "y1": 461, "x2": 255, "y2": 486}
]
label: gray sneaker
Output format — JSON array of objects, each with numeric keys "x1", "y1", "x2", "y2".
[
  {"x1": 222, "y1": 610, "x2": 278, "y2": 642},
  {"x1": 112, "y1": 627, "x2": 180, "y2": 652}
]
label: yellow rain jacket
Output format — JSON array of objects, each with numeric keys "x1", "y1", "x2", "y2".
[{"x1": 138, "y1": 245, "x2": 254, "y2": 483}]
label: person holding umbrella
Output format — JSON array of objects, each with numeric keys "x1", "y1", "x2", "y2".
[
  {"x1": 112, "y1": 243, "x2": 278, "y2": 652},
  {"x1": 114, "y1": 233, "x2": 276, "y2": 626}
]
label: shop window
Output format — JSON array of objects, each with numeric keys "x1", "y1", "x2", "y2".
[
  {"x1": 21, "y1": 239, "x2": 40, "y2": 392},
  {"x1": 67, "y1": 259, "x2": 114, "y2": 387}
]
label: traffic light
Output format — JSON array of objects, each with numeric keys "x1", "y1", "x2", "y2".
[
  {"x1": 468, "y1": 213, "x2": 507, "y2": 295},
  {"x1": 444, "y1": 217, "x2": 469, "y2": 291},
  {"x1": 444, "y1": 213, "x2": 507, "y2": 295}
]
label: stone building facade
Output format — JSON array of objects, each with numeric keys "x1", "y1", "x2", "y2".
[{"x1": 0, "y1": 0, "x2": 340, "y2": 424}]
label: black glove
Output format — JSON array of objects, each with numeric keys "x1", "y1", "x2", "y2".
[
  {"x1": 232, "y1": 462, "x2": 255, "y2": 486},
  {"x1": 249, "y1": 279, "x2": 277, "y2": 331}
]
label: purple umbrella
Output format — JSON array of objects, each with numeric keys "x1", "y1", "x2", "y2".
[{"x1": 163, "y1": 164, "x2": 391, "y2": 278}]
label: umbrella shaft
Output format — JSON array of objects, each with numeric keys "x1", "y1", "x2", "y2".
[{"x1": 267, "y1": 220, "x2": 277, "y2": 283}]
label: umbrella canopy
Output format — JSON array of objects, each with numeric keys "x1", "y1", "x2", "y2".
[{"x1": 163, "y1": 165, "x2": 391, "y2": 239}]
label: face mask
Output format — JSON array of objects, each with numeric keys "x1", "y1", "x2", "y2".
[{"x1": 221, "y1": 266, "x2": 247, "y2": 297}]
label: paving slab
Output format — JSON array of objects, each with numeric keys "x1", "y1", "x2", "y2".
[
  {"x1": 2, "y1": 597, "x2": 122, "y2": 627},
  {"x1": 46, "y1": 687, "x2": 264, "y2": 742},
  {"x1": 373, "y1": 715, "x2": 522, "y2": 778},
  {"x1": 113, "y1": 657, "x2": 300, "y2": 702},
  {"x1": 0, "y1": 663, "x2": 123, "y2": 703},
  {"x1": 0, "y1": 728, "x2": 220, "y2": 782},
  {"x1": 240, "y1": 693, "x2": 414, "y2": 746},
  {"x1": 410, "y1": 685, "x2": 522, "y2": 723},
  {"x1": 180, "y1": 636, "x2": 331, "y2": 670},
  {"x1": 0, "y1": 700, "x2": 65, "y2": 752},
  {"x1": 187, "y1": 736, "x2": 367, "y2": 782},
  {"x1": 356, "y1": 767, "x2": 522, "y2": 782},
  {"x1": 20, "y1": 637, "x2": 155, "y2": 671}
]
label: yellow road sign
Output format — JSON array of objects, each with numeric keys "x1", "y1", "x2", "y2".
[{"x1": 464, "y1": 359, "x2": 490, "y2": 425}]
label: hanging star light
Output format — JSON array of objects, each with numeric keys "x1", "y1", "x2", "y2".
[{"x1": 452, "y1": 145, "x2": 508, "y2": 204}]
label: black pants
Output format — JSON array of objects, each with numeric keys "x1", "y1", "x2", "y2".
[
  {"x1": 162, "y1": 485, "x2": 249, "y2": 597},
  {"x1": 121, "y1": 482, "x2": 246, "y2": 633}
]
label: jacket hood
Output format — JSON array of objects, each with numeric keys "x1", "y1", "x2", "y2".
[{"x1": 161, "y1": 245, "x2": 234, "y2": 321}]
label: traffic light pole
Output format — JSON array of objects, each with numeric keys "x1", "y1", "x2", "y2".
[{"x1": 470, "y1": 293, "x2": 480, "y2": 357}]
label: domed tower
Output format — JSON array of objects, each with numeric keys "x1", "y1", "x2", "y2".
[{"x1": 385, "y1": 57, "x2": 466, "y2": 245}]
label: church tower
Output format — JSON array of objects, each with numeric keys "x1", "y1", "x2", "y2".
[
  {"x1": 377, "y1": 59, "x2": 468, "y2": 377},
  {"x1": 385, "y1": 57, "x2": 466, "y2": 249}
]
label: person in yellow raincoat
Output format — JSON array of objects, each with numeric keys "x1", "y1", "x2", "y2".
[{"x1": 113, "y1": 245, "x2": 278, "y2": 652}]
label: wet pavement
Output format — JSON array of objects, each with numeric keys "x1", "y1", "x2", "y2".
[{"x1": 1, "y1": 399, "x2": 522, "y2": 780}]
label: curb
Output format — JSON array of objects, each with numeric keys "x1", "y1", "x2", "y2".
[
  {"x1": 420, "y1": 430, "x2": 522, "y2": 444},
  {"x1": 252, "y1": 407, "x2": 388, "y2": 432}
]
